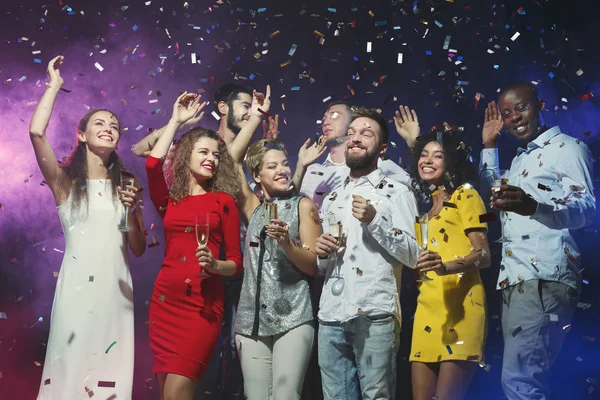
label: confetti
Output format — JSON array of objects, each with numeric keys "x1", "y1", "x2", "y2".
[{"x1": 105, "y1": 341, "x2": 117, "y2": 354}]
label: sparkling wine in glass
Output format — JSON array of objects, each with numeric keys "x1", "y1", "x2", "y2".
[
  {"x1": 492, "y1": 171, "x2": 512, "y2": 244},
  {"x1": 196, "y1": 214, "x2": 211, "y2": 277},
  {"x1": 118, "y1": 176, "x2": 135, "y2": 232},
  {"x1": 415, "y1": 214, "x2": 433, "y2": 282},
  {"x1": 264, "y1": 200, "x2": 278, "y2": 262},
  {"x1": 328, "y1": 214, "x2": 346, "y2": 296}
]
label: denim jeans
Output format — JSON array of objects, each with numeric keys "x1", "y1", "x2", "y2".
[
  {"x1": 501, "y1": 279, "x2": 578, "y2": 399},
  {"x1": 318, "y1": 315, "x2": 400, "y2": 400}
]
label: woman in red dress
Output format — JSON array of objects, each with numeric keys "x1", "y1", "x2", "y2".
[{"x1": 145, "y1": 92, "x2": 243, "y2": 399}]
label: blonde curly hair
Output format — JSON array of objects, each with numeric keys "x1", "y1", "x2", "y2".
[{"x1": 164, "y1": 127, "x2": 242, "y2": 204}]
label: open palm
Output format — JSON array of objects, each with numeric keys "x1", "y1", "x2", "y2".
[
  {"x1": 298, "y1": 137, "x2": 327, "y2": 167},
  {"x1": 482, "y1": 101, "x2": 504, "y2": 145},
  {"x1": 393, "y1": 105, "x2": 420, "y2": 149}
]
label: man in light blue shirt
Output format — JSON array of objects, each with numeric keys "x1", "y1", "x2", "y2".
[
  {"x1": 315, "y1": 107, "x2": 419, "y2": 400},
  {"x1": 479, "y1": 82, "x2": 595, "y2": 400}
]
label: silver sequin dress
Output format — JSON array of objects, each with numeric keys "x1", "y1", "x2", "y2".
[{"x1": 235, "y1": 196, "x2": 314, "y2": 336}]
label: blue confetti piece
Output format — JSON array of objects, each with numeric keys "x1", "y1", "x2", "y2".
[
  {"x1": 33, "y1": 58, "x2": 41, "y2": 64},
  {"x1": 494, "y1": 65, "x2": 499, "y2": 69},
  {"x1": 526, "y1": 25, "x2": 532, "y2": 31},
  {"x1": 200, "y1": 78, "x2": 208, "y2": 83},
  {"x1": 151, "y1": 108, "x2": 161, "y2": 115},
  {"x1": 505, "y1": 24, "x2": 511, "y2": 29},
  {"x1": 393, "y1": 26, "x2": 401, "y2": 30},
  {"x1": 446, "y1": 345, "x2": 453, "y2": 354},
  {"x1": 236, "y1": 7, "x2": 243, "y2": 12},
  {"x1": 249, "y1": 73, "x2": 255, "y2": 80},
  {"x1": 235, "y1": 56, "x2": 241, "y2": 61},
  {"x1": 132, "y1": 24, "x2": 138, "y2": 32},
  {"x1": 519, "y1": 9, "x2": 526, "y2": 15},
  {"x1": 350, "y1": 7, "x2": 358, "y2": 12},
  {"x1": 548, "y1": 72, "x2": 555, "y2": 79},
  {"x1": 193, "y1": 26, "x2": 201, "y2": 30},
  {"x1": 257, "y1": 7, "x2": 266, "y2": 12},
  {"x1": 375, "y1": 20, "x2": 387, "y2": 26},
  {"x1": 327, "y1": 7, "x2": 337, "y2": 12},
  {"x1": 299, "y1": 9, "x2": 306, "y2": 15},
  {"x1": 457, "y1": 56, "x2": 463, "y2": 61},
  {"x1": 353, "y1": 56, "x2": 359, "y2": 61},
  {"x1": 425, "y1": 50, "x2": 432, "y2": 55},
  {"x1": 434, "y1": 20, "x2": 443, "y2": 28},
  {"x1": 291, "y1": 86, "x2": 300, "y2": 91},
  {"x1": 40, "y1": 18, "x2": 45, "y2": 23},
  {"x1": 206, "y1": 28, "x2": 211, "y2": 34},
  {"x1": 583, "y1": 279, "x2": 589, "y2": 285}
]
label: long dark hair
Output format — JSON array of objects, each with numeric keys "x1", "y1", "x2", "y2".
[
  {"x1": 58, "y1": 109, "x2": 127, "y2": 216},
  {"x1": 410, "y1": 128, "x2": 477, "y2": 203},
  {"x1": 164, "y1": 127, "x2": 242, "y2": 205}
]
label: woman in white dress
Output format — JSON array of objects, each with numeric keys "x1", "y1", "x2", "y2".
[{"x1": 30, "y1": 55, "x2": 146, "y2": 399}]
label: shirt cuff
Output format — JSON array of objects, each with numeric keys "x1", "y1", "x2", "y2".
[
  {"x1": 480, "y1": 148, "x2": 499, "y2": 169},
  {"x1": 530, "y1": 201, "x2": 555, "y2": 226}
]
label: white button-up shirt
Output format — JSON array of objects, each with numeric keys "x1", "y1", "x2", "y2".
[
  {"x1": 300, "y1": 153, "x2": 412, "y2": 210},
  {"x1": 317, "y1": 168, "x2": 419, "y2": 324}
]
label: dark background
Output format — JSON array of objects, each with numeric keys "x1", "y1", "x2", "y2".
[{"x1": 0, "y1": 0, "x2": 599, "y2": 398}]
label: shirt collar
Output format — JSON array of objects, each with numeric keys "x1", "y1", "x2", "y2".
[
  {"x1": 517, "y1": 126, "x2": 562, "y2": 154},
  {"x1": 324, "y1": 152, "x2": 346, "y2": 167},
  {"x1": 342, "y1": 168, "x2": 386, "y2": 189}
]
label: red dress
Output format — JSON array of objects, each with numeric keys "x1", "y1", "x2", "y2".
[{"x1": 145, "y1": 156, "x2": 242, "y2": 380}]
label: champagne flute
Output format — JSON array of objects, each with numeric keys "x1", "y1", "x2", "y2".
[
  {"x1": 264, "y1": 200, "x2": 278, "y2": 262},
  {"x1": 328, "y1": 214, "x2": 346, "y2": 296},
  {"x1": 415, "y1": 213, "x2": 433, "y2": 282},
  {"x1": 196, "y1": 213, "x2": 211, "y2": 277},
  {"x1": 118, "y1": 176, "x2": 135, "y2": 232},
  {"x1": 492, "y1": 170, "x2": 512, "y2": 243}
]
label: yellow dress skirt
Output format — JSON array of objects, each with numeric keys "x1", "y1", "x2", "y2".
[{"x1": 410, "y1": 185, "x2": 488, "y2": 364}]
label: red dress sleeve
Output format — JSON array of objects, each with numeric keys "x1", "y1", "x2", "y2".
[
  {"x1": 145, "y1": 155, "x2": 169, "y2": 219},
  {"x1": 219, "y1": 194, "x2": 243, "y2": 275}
]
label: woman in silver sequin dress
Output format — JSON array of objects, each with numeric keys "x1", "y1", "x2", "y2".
[{"x1": 227, "y1": 88, "x2": 325, "y2": 400}]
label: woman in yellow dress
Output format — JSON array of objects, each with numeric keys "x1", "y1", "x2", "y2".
[{"x1": 406, "y1": 129, "x2": 491, "y2": 400}]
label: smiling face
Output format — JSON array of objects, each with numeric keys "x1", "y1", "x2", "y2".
[
  {"x1": 498, "y1": 86, "x2": 541, "y2": 142},
  {"x1": 322, "y1": 104, "x2": 351, "y2": 145},
  {"x1": 77, "y1": 110, "x2": 120, "y2": 153},
  {"x1": 345, "y1": 117, "x2": 386, "y2": 170},
  {"x1": 189, "y1": 137, "x2": 220, "y2": 182},
  {"x1": 223, "y1": 92, "x2": 253, "y2": 135},
  {"x1": 418, "y1": 141, "x2": 446, "y2": 185},
  {"x1": 253, "y1": 149, "x2": 292, "y2": 196}
]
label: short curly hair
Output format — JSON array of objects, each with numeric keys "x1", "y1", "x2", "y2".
[{"x1": 410, "y1": 129, "x2": 476, "y2": 202}]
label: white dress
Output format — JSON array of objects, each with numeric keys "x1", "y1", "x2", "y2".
[{"x1": 37, "y1": 180, "x2": 135, "y2": 400}]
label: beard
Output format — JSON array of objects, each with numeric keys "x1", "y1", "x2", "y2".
[
  {"x1": 226, "y1": 111, "x2": 244, "y2": 135},
  {"x1": 345, "y1": 145, "x2": 379, "y2": 170}
]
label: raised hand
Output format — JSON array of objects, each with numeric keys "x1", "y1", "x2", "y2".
[
  {"x1": 171, "y1": 92, "x2": 205, "y2": 126},
  {"x1": 46, "y1": 55, "x2": 64, "y2": 89},
  {"x1": 252, "y1": 85, "x2": 271, "y2": 118},
  {"x1": 298, "y1": 136, "x2": 327, "y2": 167},
  {"x1": 262, "y1": 114, "x2": 280, "y2": 139},
  {"x1": 482, "y1": 101, "x2": 504, "y2": 147},
  {"x1": 393, "y1": 105, "x2": 420, "y2": 149}
]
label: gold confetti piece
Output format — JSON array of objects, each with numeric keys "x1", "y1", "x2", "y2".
[
  {"x1": 280, "y1": 60, "x2": 291, "y2": 67},
  {"x1": 34, "y1": 361, "x2": 42, "y2": 367},
  {"x1": 313, "y1": 30, "x2": 324, "y2": 37},
  {"x1": 269, "y1": 30, "x2": 280, "y2": 38}
]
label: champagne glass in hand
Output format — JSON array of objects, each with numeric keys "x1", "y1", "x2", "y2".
[
  {"x1": 264, "y1": 200, "x2": 278, "y2": 262},
  {"x1": 415, "y1": 214, "x2": 433, "y2": 282},
  {"x1": 328, "y1": 214, "x2": 346, "y2": 296},
  {"x1": 196, "y1": 213, "x2": 212, "y2": 277},
  {"x1": 492, "y1": 170, "x2": 512, "y2": 243},
  {"x1": 118, "y1": 175, "x2": 135, "y2": 232}
]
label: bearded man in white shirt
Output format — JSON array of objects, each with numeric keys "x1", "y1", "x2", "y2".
[{"x1": 314, "y1": 107, "x2": 420, "y2": 400}]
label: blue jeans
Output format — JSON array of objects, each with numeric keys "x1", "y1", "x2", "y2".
[
  {"x1": 318, "y1": 315, "x2": 399, "y2": 400},
  {"x1": 501, "y1": 279, "x2": 578, "y2": 399}
]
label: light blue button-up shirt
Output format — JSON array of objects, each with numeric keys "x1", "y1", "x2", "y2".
[{"x1": 479, "y1": 126, "x2": 595, "y2": 292}]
